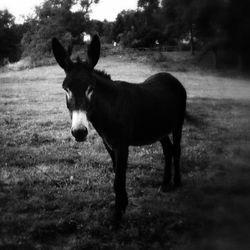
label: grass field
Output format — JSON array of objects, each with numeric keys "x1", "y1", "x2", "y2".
[{"x1": 0, "y1": 56, "x2": 250, "y2": 249}]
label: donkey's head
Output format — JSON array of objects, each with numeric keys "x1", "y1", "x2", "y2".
[{"x1": 52, "y1": 35, "x2": 100, "y2": 142}]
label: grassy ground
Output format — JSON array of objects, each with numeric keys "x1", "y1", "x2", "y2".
[{"x1": 0, "y1": 58, "x2": 250, "y2": 249}]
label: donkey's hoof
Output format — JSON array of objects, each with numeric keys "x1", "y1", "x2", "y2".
[
  {"x1": 159, "y1": 184, "x2": 173, "y2": 192},
  {"x1": 110, "y1": 209, "x2": 124, "y2": 230},
  {"x1": 173, "y1": 179, "x2": 182, "y2": 188},
  {"x1": 114, "y1": 210, "x2": 123, "y2": 221},
  {"x1": 111, "y1": 218, "x2": 121, "y2": 231}
]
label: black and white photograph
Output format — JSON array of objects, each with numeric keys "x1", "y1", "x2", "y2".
[{"x1": 0, "y1": 0, "x2": 250, "y2": 249}]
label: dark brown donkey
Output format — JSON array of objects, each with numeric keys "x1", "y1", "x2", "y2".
[{"x1": 52, "y1": 35, "x2": 187, "y2": 222}]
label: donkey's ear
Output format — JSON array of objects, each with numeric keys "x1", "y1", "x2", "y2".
[
  {"x1": 87, "y1": 34, "x2": 100, "y2": 69},
  {"x1": 52, "y1": 38, "x2": 72, "y2": 71}
]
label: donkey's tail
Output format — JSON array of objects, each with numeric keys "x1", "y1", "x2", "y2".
[{"x1": 185, "y1": 111, "x2": 203, "y2": 127}]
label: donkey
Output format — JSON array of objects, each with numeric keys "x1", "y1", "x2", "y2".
[{"x1": 52, "y1": 35, "x2": 187, "y2": 221}]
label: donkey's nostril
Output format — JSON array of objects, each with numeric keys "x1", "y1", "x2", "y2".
[{"x1": 71, "y1": 127, "x2": 88, "y2": 141}]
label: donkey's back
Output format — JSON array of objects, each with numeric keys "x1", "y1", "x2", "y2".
[{"x1": 116, "y1": 72, "x2": 186, "y2": 146}]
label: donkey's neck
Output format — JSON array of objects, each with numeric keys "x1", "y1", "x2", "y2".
[
  {"x1": 89, "y1": 71, "x2": 119, "y2": 139},
  {"x1": 92, "y1": 70, "x2": 116, "y2": 93},
  {"x1": 94, "y1": 69, "x2": 111, "y2": 80}
]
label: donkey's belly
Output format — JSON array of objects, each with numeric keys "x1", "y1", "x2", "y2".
[
  {"x1": 130, "y1": 133, "x2": 170, "y2": 146},
  {"x1": 130, "y1": 118, "x2": 173, "y2": 146},
  {"x1": 129, "y1": 99, "x2": 183, "y2": 146}
]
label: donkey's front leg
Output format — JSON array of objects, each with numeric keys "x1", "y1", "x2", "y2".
[{"x1": 113, "y1": 146, "x2": 128, "y2": 221}]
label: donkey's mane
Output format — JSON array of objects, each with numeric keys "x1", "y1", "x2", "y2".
[
  {"x1": 75, "y1": 57, "x2": 111, "y2": 80},
  {"x1": 94, "y1": 69, "x2": 111, "y2": 80}
]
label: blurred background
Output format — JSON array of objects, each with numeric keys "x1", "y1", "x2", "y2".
[{"x1": 0, "y1": 0, "x2": 250, "y2": 72}]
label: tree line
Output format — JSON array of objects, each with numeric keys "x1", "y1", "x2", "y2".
[{"x1": 0, "y1": 0, "x2": 249, "y2": 71}]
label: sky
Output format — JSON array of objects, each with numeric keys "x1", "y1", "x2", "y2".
[{"x1": 0, "y1": 0, "x2": 138, "y2": 23}]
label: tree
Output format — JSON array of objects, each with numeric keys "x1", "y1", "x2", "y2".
[
  {"x1": 101, "y1": 20, "x2": 114, "y2": 43},
  {"x1": 0, "y1": 9, "x2": 15, "y2": 28},
  {"x1": 138, "y1": 0, "x2": 160, "y2": 16},
  {"x1": 21, "y1": 0, "x2": 99, "y2": 60},
  {"x1": 161, "y1": 0, "x2": 195, "y2": 53},
  {"x1": 0, "y1": 9, "x2": 24, "y2": 64},
  {"x1": 227, "y1": 0, "x2": 250, "y2": 71},
  {"x1": 137, "y1": 0, "x2": 164, "y2": 46},
  {"x1": 112, "y1": 1, "x2": 164, "y2": 48},
  {"x1": 161, "y1": 0, "x2": 230, "y2": 55},
  {"x1": 80, "y1": 0, "x2": 99, "y2": 16}
]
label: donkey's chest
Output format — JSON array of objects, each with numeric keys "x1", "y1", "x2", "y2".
[{"x1": 89, "y1": 111, "x2": 126, "y2": 148}]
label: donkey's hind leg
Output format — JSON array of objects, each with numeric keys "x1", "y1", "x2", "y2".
[
  {"x1": 160, "y1": 136, "x2": 173, "y2": 192},
  {"x1": 172, "y1": 126, "x2": 183, "y2": 187}
]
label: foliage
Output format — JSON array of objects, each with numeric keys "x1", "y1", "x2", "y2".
[
  {"x1": 160, "y1": 0, "x2": 250, "y2": 69},
  {"x1": 112, "y1": 5, "x2": 164, "y2": 48},
  {"x1": 0, "y1": 10, "x2": 26, "y2": 64},
  {"x1": 21, "y1": 0, "x2": 99, "y2": 61},
  {"x1": 110, "y1": 0, "x2": 250, "y2": 70},
  {"x1": 1, "y1": 0, "x2": 250, "y2": 70},
  {"x1": 90, "y1": 19, "x2": 114, "y2": 43},
  {"x1": 227, "y1": 0, "x2": 250, "y2": 70}
]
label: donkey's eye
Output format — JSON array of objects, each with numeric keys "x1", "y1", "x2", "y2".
[
  {"x1": 65, "y1": 89, "x2": 75, "y2": 110},
  {"x1": 65, "y1": 88, "x2": 72, "y2": 99},
  {"x1": 65, "y1": 94, "x2": 70, "y2": 109},
  {"x1": 85, "y1": 86, "x2": 94, "y2": 101}
]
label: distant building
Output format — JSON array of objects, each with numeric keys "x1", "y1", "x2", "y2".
[{"x1": 81, "y1": 32, "x2": 91, "y2": 43}]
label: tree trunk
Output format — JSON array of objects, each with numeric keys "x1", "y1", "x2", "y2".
[
  {"x1": 190, "y1": 24, "x2": 195, "y2": 55},
  {"x1": 238, "y1": 53, "x2": 243, "y2": 72},
  {"x1": 213, "y1": 48, "x2": 218, "y2": 69}
]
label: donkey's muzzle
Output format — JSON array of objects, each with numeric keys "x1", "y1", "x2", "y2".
[{"x1": 71, "y1": 127, "x2": 88, "y2": 142}]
